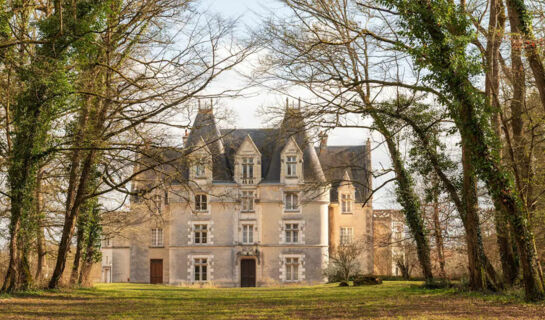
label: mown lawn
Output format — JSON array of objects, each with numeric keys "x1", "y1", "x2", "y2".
[{"x1": 0, "y1": 281, "x2": 543, "y2": 319}]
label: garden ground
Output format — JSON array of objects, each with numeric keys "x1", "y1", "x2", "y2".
[{"x1": 0, "y1": 281, "x2": 544, "y2": 319}]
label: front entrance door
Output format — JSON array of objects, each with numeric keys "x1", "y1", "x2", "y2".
[
  {"x1": 150, "y1": 259, "x2": 163, "y2": 284},
  {"x1": 240, "y1": 259, "x2": 256, "y2": 287}
]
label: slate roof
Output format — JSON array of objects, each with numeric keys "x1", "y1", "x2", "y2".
[
  {"x1": 175, "y1": 107, "x2": 371, "y2": 202},
  {"x1": 317, "y1": 145, "x2": 371, "y2": 203}
]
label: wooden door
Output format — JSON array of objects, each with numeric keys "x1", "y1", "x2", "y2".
[
  {"x1": 240, "y1": 259, "x2": 256, "y2": 287},
  {"x1": 150, "y1": 259, "x2": 163, "y2": 284}
]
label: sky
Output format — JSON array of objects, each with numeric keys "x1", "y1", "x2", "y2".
[{"x1": 197, "y1": 0, "x2": 398, "y2": 209}]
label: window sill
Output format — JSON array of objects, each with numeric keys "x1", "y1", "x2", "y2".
[
  {"x1": 150, "y1": 246, "x2": 164, "y2": 248},
  {"x1": 283, "y1": 209, "x2": 300, "y2": 213},
  {"x1": 341, "y1": 212, "x2": 353, "y2": 215},
  {"x1": 241, "y1": 210, "x2": 255, "y2": 213}
]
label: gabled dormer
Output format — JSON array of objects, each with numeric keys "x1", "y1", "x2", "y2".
[
  {"x1": 189, "y1": 137, "x2": 213, "y2": 184},
  {"x1": 338, "y1": 170, "x2": 356, "y2": 214},
  {"x1": 280, "y1": 136, "x2": 304, "y2": 184},
  {"x1": 234, "y1": 134, "x2": 262, "y2": 185}
]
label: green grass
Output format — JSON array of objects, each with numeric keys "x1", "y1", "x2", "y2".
[{"x1": 0, "y1": 281, "x2": 544, "y2": 319}]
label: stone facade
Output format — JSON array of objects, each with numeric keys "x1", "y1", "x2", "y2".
[
  {"x1": 101, "y1": 106, "x2": 374, "y2": 286},
  {"x1": 372, "y1": 209, "x2": 405, "y2": 276}
]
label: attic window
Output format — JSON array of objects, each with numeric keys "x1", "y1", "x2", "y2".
[
  {"x1": 242, "y1": 157, "x2": 254, "y2": 183},
  {"x1": 194, "y1": 159, "x2": 205, "y2": 178},
  {"x1": 286, "y1": 156, "x2": 297, "y2": 177},
  {"x1": 341, "y1": 193, "x2": 352, "y2": 213}
]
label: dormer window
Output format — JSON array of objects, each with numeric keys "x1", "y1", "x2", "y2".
[
  {"x1": 341, "y1": 193, "x2": 352, "y2": 214},
  {"x1": 152, "y1": 195, "x2": 162, "y2": 215},
  {"x1": 195, "y1": 194, "x2": 208, "y2": 212},
  {"x1": 242, "y1": 157, "x2": 254, "y2": 184},
  {"x1": 285, "y1": 192, "x2": 299, "y2": 211},
  {"x1": 195, "y1": 162, "x2": 205, "y2": 178},
  {"x1": 286, "y1": 156, "x2": 297, "y2": 177}
]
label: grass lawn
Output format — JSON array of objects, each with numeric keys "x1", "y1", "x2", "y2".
[{"x1": 0, "y1": 281, "x2": 544, "y2": 319}]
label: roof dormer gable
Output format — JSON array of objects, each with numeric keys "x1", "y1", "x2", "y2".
[
  {"x1": 235, "y1": 134, "x2": 262, "y2": 158},
  {"x1": 280, "y1": 136, "x2": 303, "y2": 157},
  {"x1": 234, "y1": 134, "x2": 262, "y2": 185}
]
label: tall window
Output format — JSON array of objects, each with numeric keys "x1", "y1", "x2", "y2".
[
  {"x1": 152, "y1": 195, "x2": 162, "y2": 215},
  {"x1": 341, "y1": 193, "x2": 352, "y2": 213},
  {"x1": 285, "y1": 192, "x2": 299, "y2": 211},
  {"x1": 194, "y1": 224, "x2": 208, "y2": 244},
  {"x1": 286, "y1": 156, "x2": 297, "y2": 177},
  {"x1": 241, "y1": 191, "x2": 254, "y2": 212},
  {"x1": 151, "y1": 228, "x2": 163, "y2": 247},
  {"x1": 195, "y1": 194, "x2": 208, "y2": 212},
  {"x1": 242, "y1": 157, "x2": 254, "y2": 181},
  {"x1": 242, "y1": 224, "x2": 254, "y2": 244},
  {"x1": 194, "y1": 258, "x2": 207, "y2": 281},
  {"x1": 285, "y1": 257, "x2": 299, "y2": 281},
  {"x1": 340, "y1": 227, "x2": 354, "y2": 244},
  {"x1": 285, "y1": 223, "x2": 299, "y2": 243},
  {"x1": 195, "y1": 161, "x2": 205, "y2": 178}
]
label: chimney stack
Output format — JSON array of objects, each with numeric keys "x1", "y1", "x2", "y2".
[
  {"x1": 183, "y1": 129, "x2": 189, "y2": 146},
  {"x1": 319, "y1": 131, "x2": 328, "y2": 154}
]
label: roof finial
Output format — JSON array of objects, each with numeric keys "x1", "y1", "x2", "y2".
[
  {"x1": 210, "y1": 98, "x2": 213, "y2": 110},
  {"x1": 198, "y1": 99, "x2": 201, "y2": 110},
  {"x1": 298, "y1": 97, "x2": 301, "y2": 109},
  {"x1": 286, "y1": 97, "x2": 289, "y2": 110}
]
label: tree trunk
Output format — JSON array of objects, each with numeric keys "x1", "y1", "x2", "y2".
[
  {"x1": 49, "y1": 150, "x2": 96, "y2": 289},
  {"x1": 505, "y1": 0, "x2": 545, "y2": 113},
  {"x1": 403, "y1": 0, "x2": 544, "y2": 300},
  {"x1": 374, "y1": 117, "x2": 434, "y2": 285},
  {"x1": 431, "y1": 176, "x2": 446, "y2": 279},
  {"x1": 70, "y1": 225, "x2": 84, "y2": 285},
  {"x1": 35, "y1": 169, "x2": 46, "y2": 282}
]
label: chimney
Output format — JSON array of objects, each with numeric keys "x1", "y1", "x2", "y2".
[
  {"x1": 182, "y1": 129, "x2": 189, "y2": 146},
  {"x1": 319, "y1": 131, "x2": 328, "y2": 154}
]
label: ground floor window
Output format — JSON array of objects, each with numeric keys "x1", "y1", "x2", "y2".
[
  {"x1": 285, "y1": 257, "x2": 299, "y2": 281},
  {"x1": 194, "y1": 258, "x2": 207, "y2": 281}
]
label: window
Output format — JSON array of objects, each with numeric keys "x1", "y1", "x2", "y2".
[
  {"x1": 194, "y1": 224, "x2": 208, "y2": 244},
  {"x1": 164, "y1": 190, "x2": 169, "y2": 205},
  {"x1": 285, "y1": 223, "x2": 299, "y2": 243},
  {"x1": 340, "y1": 227, "x2": 354, "y2": 244},
  {"x1": 242, "y1": 157, "x2": 254, "y2": 180},
  {"x1": 241, "y1": 191, "x2": 254, "y2": 212},
  {"x1": 104, "y1": 238, "x2": 111, "y2": 247},
  {"x1": 341, "y1": 193, "x2": 352, "y2": 213},
  {"x1": 152, "y1": 195, "x2": 162, "y2": 215},
  {"x1": 195, "y1": 162, "x2": 205, "y2": 178},
  {"x1": 151, "y1": 228, "x2": 163, "y2": 247},
  {"x1": 195, "y1": 194, "x2": 208, "y2": 212},
  {"x1": 285, "y1": 192, "x2": 299, "y2": 211},
  {"x1": 285, "y1": 257, "x2": 299, "y2": 281},
  {"x1": 194, "y1": 258, "x2": 207, "y2": 281},
  {"x1": 242, "y1": 224, "x2": 254, "y2": 244},
  {"x1": 286, "y1": 156, "x2": 297, "y2": 177}
]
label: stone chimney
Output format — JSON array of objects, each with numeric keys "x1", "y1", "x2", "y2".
[
  {"x1": 319, "y1": 131, "x2": 328, "y2": 154},
  {"x1": 182, "y1": 129, "x2": 189, "y2": 146}
]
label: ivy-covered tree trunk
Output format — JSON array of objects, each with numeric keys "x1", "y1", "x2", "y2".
[
  {"x1": 462, "y1": 144, "x2": 490, "y2": 290},
  {"x1": 431, "y1": 176, "x2": 446, "y2": 280},
  {"x1": 380, "y1": 0, "x2": 544, "y2": 301},
  {"x1": 35, "y1": 168, "x2": 46, "y2": 283},
  {"x1": 374, "y1": 117, "x2": 434, "y2": 285},
  {"x1": 505, "y1": 0, "x2": 545, "y2": 113}
]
